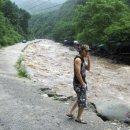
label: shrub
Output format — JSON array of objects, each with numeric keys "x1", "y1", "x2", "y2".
[{"x1": 16, "y1": 55, "x2": 28, "y2": 78}]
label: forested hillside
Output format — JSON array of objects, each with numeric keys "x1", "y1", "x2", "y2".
[
  {"x1": 29, "y1": 0, "x2": 130, "y2": 48},
  {"x1": 29, "y1": 0, "x2": 82, "y2": 40},
  {"x1": 0, "y1": 0, "x2": 30, "y2": 47}
]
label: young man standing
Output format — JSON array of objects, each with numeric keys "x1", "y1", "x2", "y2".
[{"x1": 67, "y1": 45, "x2": 91, "y2": 124}]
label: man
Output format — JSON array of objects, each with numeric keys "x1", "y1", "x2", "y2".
[{"x1": 66, "y1": 45, "x2": 91, "y2": 124}]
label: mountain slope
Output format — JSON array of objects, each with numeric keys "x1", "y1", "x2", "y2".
[
  {"x1": 0, "y1": 0, "x2": 30, "y2": 46},
  {"x1": 10, "y1": 0, "x2": 66, "y2": 14},
  {"x1": 29, "y1": 0, "x2": 83, "y2": 40}
]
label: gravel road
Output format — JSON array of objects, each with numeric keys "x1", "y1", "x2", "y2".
[{"x1": 0, "y1": 40, "x2": 129, "y2": 130}]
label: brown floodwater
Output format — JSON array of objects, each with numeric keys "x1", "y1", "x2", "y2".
[{"x1": 23, "y1": 39, "x2": 130, "y2": 106}]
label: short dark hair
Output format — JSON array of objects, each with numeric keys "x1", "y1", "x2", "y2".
[{"x1": 79, "y1": 45, "x2": 90, "y2": 54}]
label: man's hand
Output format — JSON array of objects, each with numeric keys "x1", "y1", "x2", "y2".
[
  {"x1": 85, "y1": 53, "x2": 91, "y2": 71},
  {"x1": 81, "y1": 83, "x2": 86, "y2": 88},
  {"x1": 85, "y1": 52, "x2": 90, "y2": 60}
]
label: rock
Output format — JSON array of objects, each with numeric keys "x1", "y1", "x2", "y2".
[
  {"x1": 87, "y1": 102, "x2": 97, "y2": 112},
  {"x1": 111, "y1": 122, "x2": 117, "y2": 125},
  {"x1": 44, "y1": 90, "x2": 57, "y2": 97},
  {"x1": 33, "y1": 81, "x2": 36, "y2": 83},
  {"x1": 40, "y1": 88, "x2": 51, "y2": 92},
  {"x1": 57, "y1": 96, "x2": 68, "y2": 101},
  {"x1": 124, "y1": 114, "x2": 130, "y2": 124},
  {"x1": 105, "y1": 129, "x2": 112, "y2": 130},
  {"x1": 92, "y1": 100, "x2": 130, "y2": 123},
  {"x1": 41, "y1": 94, "x2": 48, "y2": 98},
  {"x1": 65, "y1": 103, "x2": 69, "y2": 105},
  {"x1": 67, "y1": 96, "x2": 76, "y2": 101}
]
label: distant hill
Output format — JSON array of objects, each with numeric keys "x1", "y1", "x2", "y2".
[
  {"x1": 29, "y1": 0, "x2": 82, "y2": 40},
  {"x1": 10, "y1": 0, "x2": 67, "y2": 14}
]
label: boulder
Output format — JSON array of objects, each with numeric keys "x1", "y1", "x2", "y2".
[{"x1": 92, "y1": 100, "x2": 130, "y2": 123}]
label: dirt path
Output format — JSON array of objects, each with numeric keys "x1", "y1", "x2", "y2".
[{"x1": 0, "y1": 40, "x2": 40, "y2": 76}]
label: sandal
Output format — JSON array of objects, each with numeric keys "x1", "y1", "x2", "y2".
[
  {"x1": 66, "y1": 113, "x2": 74, "y2": 118},
  {"x1": 75, "y1": 119, "x2": 87, "y2": 124}
]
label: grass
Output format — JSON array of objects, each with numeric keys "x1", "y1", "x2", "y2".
[{"x1": 16, "y1": 54, "x2": 28, "y2": 78}]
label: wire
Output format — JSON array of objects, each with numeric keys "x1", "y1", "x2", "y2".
[
  {"x1": 29, "y1": 0, "x2": 43, "y2": 5},
  {"x1": 28, "y1": 0, "x2": 50, "y2": 10},
  {"x1": 31, "y1": 3, "x2": 63, "y2": 13},
  {"x1": 21, "y1": 0, "x2": 43, "y2": 8},
  {"x1": 29, "y1": 0, "x2": 70, "y2": 15}
]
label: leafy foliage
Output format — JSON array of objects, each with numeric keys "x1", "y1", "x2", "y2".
[
  {"x1": 29, "y1": 0, "x2": 130, "y2": 48},
  {"x1": 29, "y1": 0, "x2": 80, "y2": 41},
  {"x1": 0, "y1": 12, "x2": 21, "y2": 46},
  {"x1": 53, "y1": 21, "x2": 76, "y2": 42},
  {"x1": 0, "y1": 0, "x2": 30, "y2": 47},
  {"x1": 29, "y1": 11, "x2": 58, "y2": 39},
  {"x1": 16, "y1": 55, "x2": 28, "y2": 78},
  {"x1": 76, "y1": 0, "x2": 130, "y2": 45}
]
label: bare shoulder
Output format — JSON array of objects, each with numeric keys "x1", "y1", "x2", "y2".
[{"x1": 74, "y1": 58, "x2": 81, "y2": 65}]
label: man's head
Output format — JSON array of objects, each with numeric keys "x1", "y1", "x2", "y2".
[{"x1": 79, "y1": 45, "x2": 90, "y2": 57}]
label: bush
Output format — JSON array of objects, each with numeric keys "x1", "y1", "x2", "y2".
[{"x1": 16, "y1": 55, "x2": 28, "y2": 78}]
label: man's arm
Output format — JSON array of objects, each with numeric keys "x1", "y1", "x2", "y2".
[
  {"x1": 85, "y1": 54, "x2": 91, "y2": 71},
  {"x1": 74, "y1": 58, "x2": 86, "y2": 87}
]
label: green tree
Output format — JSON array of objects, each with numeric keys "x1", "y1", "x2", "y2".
[
  {"x1": 29, "y1": 0, "x2": 80, "y2": 41},
  {"x1": 19, "y1": 9, "x2": 31, "y2": 35},
  {"x1": 0, "y1": 0, "x2": 3, "y2": 8},
  {"x1": 0, "y1": 0, "x2": 30, "y2": 46},
  {"x1": 0, "y1": 13, "x2": 21, "y2": 46},
  {"x1": 53, "y1": 21, "x2": 76, "y2": 42},
  {"x1": 2, "y1": 0, "x2": 30, "y2": 36},
  {"x1": 75, "y1": 0, "x2": 130, "y2": 45}
]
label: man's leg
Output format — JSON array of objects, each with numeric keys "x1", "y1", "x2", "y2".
[
  {"x1": 67, "y1": 100, "x2": 78, "y2": 116},
  {"x1": 75, "y1": 107, "x2": 87, "y2": 124},
  {"x1": 76, "y1": 87, "x2": 86, "y2": 121},
  {"x1": 77, "y1": 107, "x2": 84, "y2": 120}
]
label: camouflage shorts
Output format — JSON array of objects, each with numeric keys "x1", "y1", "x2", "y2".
[{"x1": 73, "y1": 82, "x2": 87, "y2": 108}]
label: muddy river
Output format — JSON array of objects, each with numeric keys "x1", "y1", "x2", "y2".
[{"x1": 23, "y1": 39, "x2": 130, "y2": 106}]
